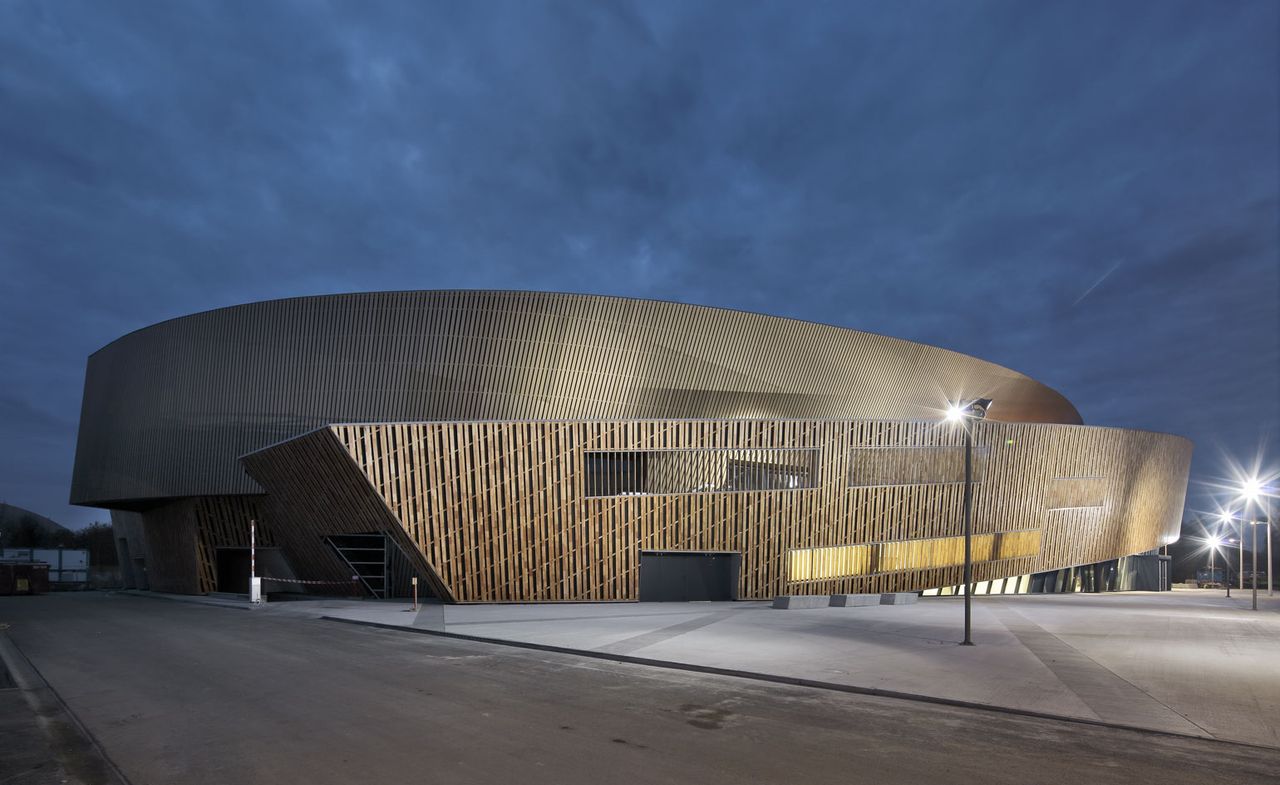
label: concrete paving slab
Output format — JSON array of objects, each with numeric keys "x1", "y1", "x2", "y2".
[
  {"x1": 1000, "y1": 591, "x2": 1280, "y2": 747},
  {"x1": 829, "y1": 594, "x2": 879, "y2": 607},
  {"x1": 771, "y1": 595, "x2": 829, "y2": 609},
  {"x1": 134, "y1": 587, "x2": 1280, "y2": 746},
  {"x1": 609, "y1": 601, "x2": 1102, "y2": 720},
  {"x1": 11, "y1": 594, "x2": 1280, "y2": 785},
  {"x1": 987, "y1": 603, "x2": 1203, "y2": 736}
]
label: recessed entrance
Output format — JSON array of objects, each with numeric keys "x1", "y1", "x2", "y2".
[
  {"x1": 638, "y1": 551, "x2": 740, "y2": 602},
  {"x1": 215, "y1": 547, "x2": 294, "y2": 594}
]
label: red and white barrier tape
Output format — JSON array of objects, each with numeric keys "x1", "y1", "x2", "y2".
[{"x1": 259, "y1": 576, "x2": 357, "y2": 586}]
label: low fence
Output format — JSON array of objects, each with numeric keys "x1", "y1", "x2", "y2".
[{"x1": 1, "y1": 548, "x2": 90, "y2": 584}]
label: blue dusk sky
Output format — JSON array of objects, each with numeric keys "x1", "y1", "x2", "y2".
[{"x1": 1, "y1": 0, "x2": 1276, "y2": 528}]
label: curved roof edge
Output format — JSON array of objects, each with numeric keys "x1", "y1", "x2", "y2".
[{"x1": 89, "y1": 289, "x2": 1083, "y2": 423}]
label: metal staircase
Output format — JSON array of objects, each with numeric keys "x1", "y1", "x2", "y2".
[
  {"x1": 325, "y1": 533, "x2": 424, "y2": 599},
  {"x1": 326, "y1": 533, "x2": 390, "y2": 598}
]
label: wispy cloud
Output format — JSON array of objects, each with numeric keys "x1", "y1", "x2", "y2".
[
  {"x1": 1072, "y1": 259, "x2": 1125, "y2": 308},
  {"x1": 0, "y1": 0, "x2": 1276, "y2": 525}
]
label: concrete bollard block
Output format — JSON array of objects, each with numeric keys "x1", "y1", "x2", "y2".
[
  {"x1": 772, "y1": 595, "x2": 830, "y2": 610},
  {"x1": 880, "y1": 592, "x2": 919, "y2": 605},
  {"x1": 829, "y1": 593, "x2": 880, "y2": 607}
]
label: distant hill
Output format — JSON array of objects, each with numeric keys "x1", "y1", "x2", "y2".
[
  {"x1": 0, "y1": 505, "x2": 116, "y2": 565},
  {"x1": 0, "y1": 503, "x2": 70, "y2": 546}
]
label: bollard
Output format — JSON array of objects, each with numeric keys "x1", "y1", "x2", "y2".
[{"x1": 411, "y1": 576, "x2": 419, "y2": 611}]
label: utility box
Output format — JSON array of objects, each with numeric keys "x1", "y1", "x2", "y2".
[{"x1": 0, "y1": 562, "x2": 50, "y2": 595}]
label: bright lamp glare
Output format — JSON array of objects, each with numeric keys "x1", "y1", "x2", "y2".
[
  {"x1": 1240, "y1": 477, "x2": 1262, "y2": 502},
  {"x1": 1207, "y1": 537, "x2": 1222, "y2": 549},
  {"x1": 945, "y1": 405, "x2": 964, "y2": 423}
]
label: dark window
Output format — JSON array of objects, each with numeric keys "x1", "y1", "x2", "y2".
[
  {"x1": 848, "y1": 445, "x2": 989, "y2": 487},
  {"x1": 723, "y1": 458, "x2": 811, "y2": 491},
  {"x1": 584, "y1": 451, "x2": 648, "y2": 497},
  {"x1": 584, "y1": 449, "x2": 818, "y2": 497}
]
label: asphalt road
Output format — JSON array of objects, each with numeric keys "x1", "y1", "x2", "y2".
[{"x1": 2, "y1": 593, "x2": 1277, "y2": 785}]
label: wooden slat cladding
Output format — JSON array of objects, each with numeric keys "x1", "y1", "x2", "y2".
[
  {"x1": 583, "y1": 448, "x2": 819, "y2": 496},
  {"x1": 848, "y1": 446, "x2": 985, "y2": 486},
  {"x1": 1045, "y1": 477, "x2": 1106, "y2": 509},
  {"x1": 73, "y1": 291, "x2": 1083, "y2": 506},
  {"x1": 240, "y1": 418, "x2": 1191, "y2": 602},
  {"x1": 111, "y1": 495, "x2": 269, "y2": 594},
  {"x1": 239, "y1": 429, "x2": 454, "y2": 601},
  {"x1": 190, "y1": 495, "x2": 268, "y2": 594}
]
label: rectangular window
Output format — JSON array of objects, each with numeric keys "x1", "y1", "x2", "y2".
[
  {"x1": 724, "y1": 458, "x2": 812, "y2": 491},
  {"x1": 996, "y1": 529, "x2": 1043, "y2": 559},
  {"x1": 583, "y1": 452, "x2": 649, "y2": 497},
  {"x1": 584, "y1": 448, "x2": 818, "y2": 498},
  {"x1": 848, "y1": 446, "x2": 987, "y2": 487},
  {"x1": 1045, "y1": 477, "x2": 1105, "y2": 509},
  {"x1": 788, "y1": 544, "x2": 875, "y2": 582}
]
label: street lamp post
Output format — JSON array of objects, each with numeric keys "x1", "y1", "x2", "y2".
[
  {"x1": 1266, "y1": 493, "x2": 1273, "y2": 598},
  {"x1": 1208, "y1": 539, "x2": 1216, "y2": 587},
  {"x1": 1239, "y1": 477, "x2": 1265, "y2": 611},
  {"x1": 1239, "y1": 527, "x2": 1245, "y2": 592},
  {"x1": 947, "y1": 398, "x2": 991, "y2": 647},
  {"x1": 963, "y1": 421, "x2": 974, "y2": 642},
  {"x1": 1218, "y1": 513, "x2": 1232, "y2": 598},
  {"x1": 1226, "y1": 533, "x2": 1232, "y2": 599},
  {"x1": 1252, "y1": 514, "x2": 1259, "y2": 611}
]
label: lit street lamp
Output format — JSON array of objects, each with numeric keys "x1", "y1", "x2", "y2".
[
  {"x1": 946, "y1": 397, "x2": 992, "y2": 646},
  {"x1": 1237, "y1": 477, "x2": 1271, "y2": 611}
]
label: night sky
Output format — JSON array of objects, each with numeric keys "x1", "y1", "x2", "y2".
[{"x1": 2, "y1": 1, "x2": 1276, "y2": 529}]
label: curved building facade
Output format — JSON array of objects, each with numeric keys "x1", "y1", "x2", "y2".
[{"x1": 71, "y1": 291, "x2": 1191, "y2": 601}]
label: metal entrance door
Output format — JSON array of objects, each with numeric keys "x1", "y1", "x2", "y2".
[{"x1": 638, "y1": 551, "x2": 740, "y2": 602}]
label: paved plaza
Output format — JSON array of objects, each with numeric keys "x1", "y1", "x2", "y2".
[
  {"x1": 3, "y1": 592, "x2": 1279, "y2": 785},
  {"x1": 284, "y1": 588, "x2": 1280, "y2": 747}
]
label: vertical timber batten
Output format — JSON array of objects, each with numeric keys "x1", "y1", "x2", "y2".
[{"x1": 238, "y1": 418, "x2": 1191, "y2": 603}]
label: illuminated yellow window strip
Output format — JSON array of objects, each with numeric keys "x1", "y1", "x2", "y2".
[
  {"x1": 797, "y1": 544, "x2": 873, "y2": 581},
  {"x1": 788, "y1": 530, "x2": 1041, "y2": 582},
  {"x1": 997, "y1": 529, "x2": 1042, "y2": 559},
  {"x1": 878, "y1": 534, "x2": 995, "y2": 572}
]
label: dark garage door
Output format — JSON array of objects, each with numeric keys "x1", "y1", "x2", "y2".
[
  {"x1": 638, "y1": 551, "x2": 740, "y2": 602},
  {"x1": 216, "y1": 548, "x2": 252, "y2": 594}
]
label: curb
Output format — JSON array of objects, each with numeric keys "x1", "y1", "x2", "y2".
[
  {"x1": 320, "y1": 614, "x2": 1278, "y2": 753},
  {"x1": 0, "y1": 632, "x2": 133, "y2": 785},
  {"x1": 110, "y1": 590, "x2": 252, "y2": 610}
]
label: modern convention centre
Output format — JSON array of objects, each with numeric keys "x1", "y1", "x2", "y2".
[{"x1": 70, "y1": 291, "x2": 1191, "y2": 602}]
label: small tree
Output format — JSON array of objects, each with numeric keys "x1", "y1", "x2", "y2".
[
  {"x1": 72, "y1": 523, "x2": 118, "y2": 566},
  {"x1": 7, "y1": 514, "x2": 52, "y2": 548}
]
